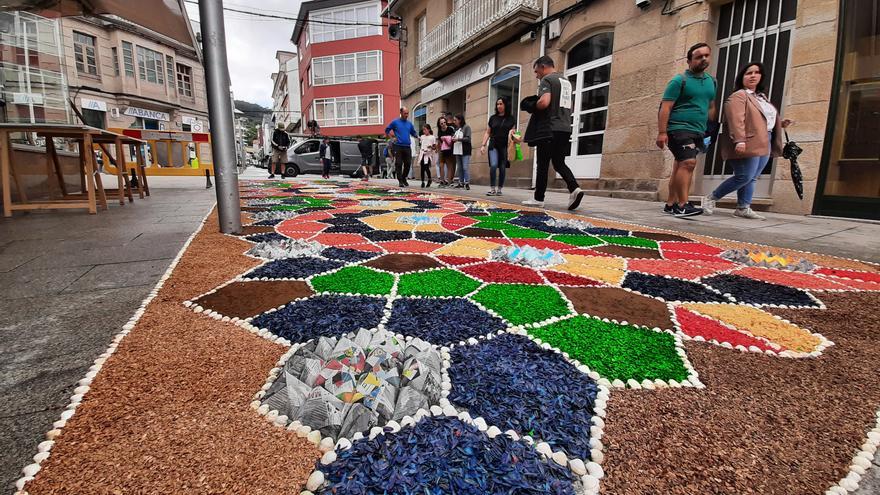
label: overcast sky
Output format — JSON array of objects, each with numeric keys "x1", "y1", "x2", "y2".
[{"x1": 185, "y1": 1, "x2": 303, "y2": 108}]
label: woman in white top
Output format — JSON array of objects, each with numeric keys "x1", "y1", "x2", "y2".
[
  {"x1": 417, "y1": 124, "x2": 437, "y2": 188},
  {"x1": 703, "y1": 62, "x2": 791, "y2": 220}
]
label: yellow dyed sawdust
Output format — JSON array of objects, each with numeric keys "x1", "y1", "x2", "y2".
[
  {"x1": 434, "y1": 238, "x2": 502, "y2": 259},
  {"x1": 682, "y1": 303, "x2": 823, "y2": 353},
  {"x1": 554, "y1": 254, "x2": 627, "y2": 286}
]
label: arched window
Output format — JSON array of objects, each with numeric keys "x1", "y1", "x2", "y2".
[
  {"x1": 564, "y1": 32, "x2": 614, "y2": 178},
  {"x1": 488, "y1": 65, "x2": 521, "y2": 123}
]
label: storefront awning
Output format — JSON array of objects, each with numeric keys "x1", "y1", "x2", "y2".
[{"x1": 0, "y1": 0, "x2": 197, "y2": 49}]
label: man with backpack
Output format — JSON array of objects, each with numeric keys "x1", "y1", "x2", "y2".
[
  {"x1": 269, "y1": 123, "x2": 290, "y2": 179},
  {"x1": 657, "y1": 42, "x2": 717, "y2": 218},
  {"x1": 521, "y1": 55, "x2": 585, "y2": 210}
]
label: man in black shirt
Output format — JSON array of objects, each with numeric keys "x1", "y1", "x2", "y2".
[
  {"x1": 357, "y1": 136, "x2": 376, "y2": 182},
  {"x1": 522, "y1": 56, "x2": 584, "y2": 210},
  {"x1": 269, "y1": 124, "x2": 290, "y2": 179}
]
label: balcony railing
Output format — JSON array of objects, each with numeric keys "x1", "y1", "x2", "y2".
[{"x1": 418, "y1": 0, "x2": 540, "y2": 72}]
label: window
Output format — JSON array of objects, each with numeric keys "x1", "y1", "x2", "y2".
[
  {"x1": 122, "y1": 41, "x2": 135, "y2": 77},
  {"x1": 81, "y1": 108, "x2": 105, "y2": 129},
  {"x1": 312, "y1": 51, "x2": 381, "y2": 86},
  {"x1": 489, "y1": 66, "x2": 521, "y2": 124},
  {"x1": 111, "y1": 47, "x2": 119, "y2": 76},
  {"x1": 416, "y1": 14, "x2": 427, "y2": 61},
  {"x1": 176, "y1": 63, "x2": 193, "y2": 97},
  {"x1": 73, "y1": 31, "x2": 98, "y2": 75},
  {"x1": 309, "y1": 2, "x2": 381, "y2": 43},
  {"x1": 137, "y1": 46, "x2": 164, "y2": 84},
  {"x1": 313, "y1": 94, "x2": 383, "y2": 127},
  {"x1": 295, "y1": 141, "x2": 320, "y2": 154},
  {"x1": 165, "y1": 55, "x2": 175, "y2": 93},
  {"x1": 564, "y1": 32, "x2": 614, "y2": 179}
]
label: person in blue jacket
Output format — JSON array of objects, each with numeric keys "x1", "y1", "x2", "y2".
[{"x1": 385, "y1": 107, "x2": 419, "y2": 187}]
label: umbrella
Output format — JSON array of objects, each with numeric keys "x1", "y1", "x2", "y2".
[{"x1": 782, "y1": 130, "x2": 804, "y2": 200}]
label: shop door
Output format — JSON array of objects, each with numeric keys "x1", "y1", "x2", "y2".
[
  {"x1": 701, "y1": 0, "x2": 797, "y2": 197},
  {"x1": 814, "y1": 0, "x2": 880, "y2": 220},
  {"x1": 564, "y1": 32, "x2": 613, "y2": 179}
]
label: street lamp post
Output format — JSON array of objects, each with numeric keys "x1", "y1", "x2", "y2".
[{"x1": 198, "y1": 0, "x2": 241, "y2": 234}]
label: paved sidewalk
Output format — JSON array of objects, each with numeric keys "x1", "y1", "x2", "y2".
[{"x1": 0, "y1": 176, "x2": 216, "y2": 492}]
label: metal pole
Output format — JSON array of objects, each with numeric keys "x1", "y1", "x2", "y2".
[{"x1": 198, "y1": 0, "x2": 241, "y2": 234}]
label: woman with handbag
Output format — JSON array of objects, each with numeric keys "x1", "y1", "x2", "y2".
[
  {"x1": 703, "y1": 62, "x2": 791, "y2": 219},
  {"x1": 480, "y1": 97, "x2": 517, "y2": 196},
  {"x1": 452, "y1": 114, "x2": 472, "y2": 189}
]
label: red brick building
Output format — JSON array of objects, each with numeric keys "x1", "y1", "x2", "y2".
[{"x1": 292, "y1": 0, "x2": 400, "y2": 138}]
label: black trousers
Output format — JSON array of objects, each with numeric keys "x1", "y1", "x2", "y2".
[
  {"x1": 322, "y1": 158, "x2": 331, "y2": 176},
  {"x1": 535, "y1": 132, "x2": 579, "y2": 201},
  {"x1": 394, "y1": 146, "x2": 412, "y2": 182},
  {"x1": 420, "y1": 156, "x2": 432, "y2": 183}
]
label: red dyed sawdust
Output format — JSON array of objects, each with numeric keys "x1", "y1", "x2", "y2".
[
  {"x1": 312, "y1": 233, "x2": 368, "y2": 246},
  {"x1": 376, "y1": 239, "x2": 443, "y2": 254},
  {"x1": 602, "y1": 292, "x2": 880, "y2": 495},
  {"x1": 23, "y1": 210, "x2": 320, "y2": 494},
  {"x1": 436, "y1": 255, "x2": 485, "y2": 266},
  {"x1": 659, "y1": 241, "x2": 724, "y2": 256},
  {"x1": 461, "y1": 262, "x2": 544, "y2": 284},
  {"x1": 662, "y1": 250, "x2": 726, "y2": 264},
  {"x1": 815, "y1": 267, "x2": 880, "y2": 284},
  {"x1": 674, "y1": 306, "x2": 779, "y2": 352}
]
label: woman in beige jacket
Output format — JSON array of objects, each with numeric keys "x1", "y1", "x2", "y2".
[{"x1": 703, "y1": 62, "x2": 791, "y2": 219}]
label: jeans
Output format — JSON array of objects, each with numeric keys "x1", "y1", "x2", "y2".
[
  {"x1": 456, "y1": 154, "x2": 471, "y2": 183},
  {"x1": 394, "y1": 145, "x2": 412, "y2": 182},
  {"x1": 535, "y1": 132, "x2": 579, "y2": 201},
  {"x1": 488, "y1": 148, "x2": 507, "y2": 188},
  {"x1": 711, "y1": 133, "x2": 771, "y2": 208}
]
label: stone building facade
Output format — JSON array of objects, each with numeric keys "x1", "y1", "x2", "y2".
[
  {"x1": 389, "y1": 0, "x2": 877, "y2": 219},
  {"x1": 57, "y1": 14, "x2": 209, "y2": 133}
]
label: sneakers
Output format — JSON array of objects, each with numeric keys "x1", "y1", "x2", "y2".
[
  {"x1": 487, "y1": 189, "x2": 497, "y2": 196},
  {"x1": 734, "y1": 207, "x2": 765, "y2": 220},
  {"x1": 268, "y1": 174, "x2": 275, "y2": 179},
  {"x1": 663, "y1": 204, "x2": 675, "y2": 215},
  {"x1": 568, "y1": 187, "x2": 585, "y2": 210},
  {"x1": 464, "y1": 183, "x2": 470, "y2": 190},
  {"x1": 674, "y1": 203, "x2": 704, "y2": 218},
  {"x1": 522, "y1": 199, "x2": 545, "y2": 207},
  {"x1": 495, "y1": 189, "x2": 503, "y2": 196},
  {"x1": 702, "y1": 195, "x2": 716, "y2": 215}
]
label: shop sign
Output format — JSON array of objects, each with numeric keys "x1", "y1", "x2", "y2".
[
  {"x1": 421, "y1": 54, "x2": 495, "y2": 102},
  {"x1": 124, "y1": 106, "x2": 170, "y2": 121},
  {"x1": 12, "y1": 92, "x2": 44, "y2": 105},
  {"x1": 81, "y1": 98, "x2": 107, "y2": 112}
]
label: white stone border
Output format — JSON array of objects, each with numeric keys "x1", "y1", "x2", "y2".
[
  {"x1": 825, "y1": 413, "x2": 880, "y2": 494},
  {"x1": 13, "y1": 204, "x2": 217, "y2": 495}
]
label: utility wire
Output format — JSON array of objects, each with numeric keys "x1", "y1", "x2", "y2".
[{"x1": 182, "y1": 0, "x2": 388, "y2": 27}]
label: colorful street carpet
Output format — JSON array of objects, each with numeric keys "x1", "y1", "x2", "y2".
[{"x1": 16, "y1": 179, "x2": 880, "y2": 495}]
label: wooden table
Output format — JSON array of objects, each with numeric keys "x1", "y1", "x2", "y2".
[{"x1": 0, "y1": 124, "x2": 146, "y2": 217}]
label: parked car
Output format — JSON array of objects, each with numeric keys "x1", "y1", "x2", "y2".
[{"x1": 284, "y1": 138, "x2": 372, "y2": 178}]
